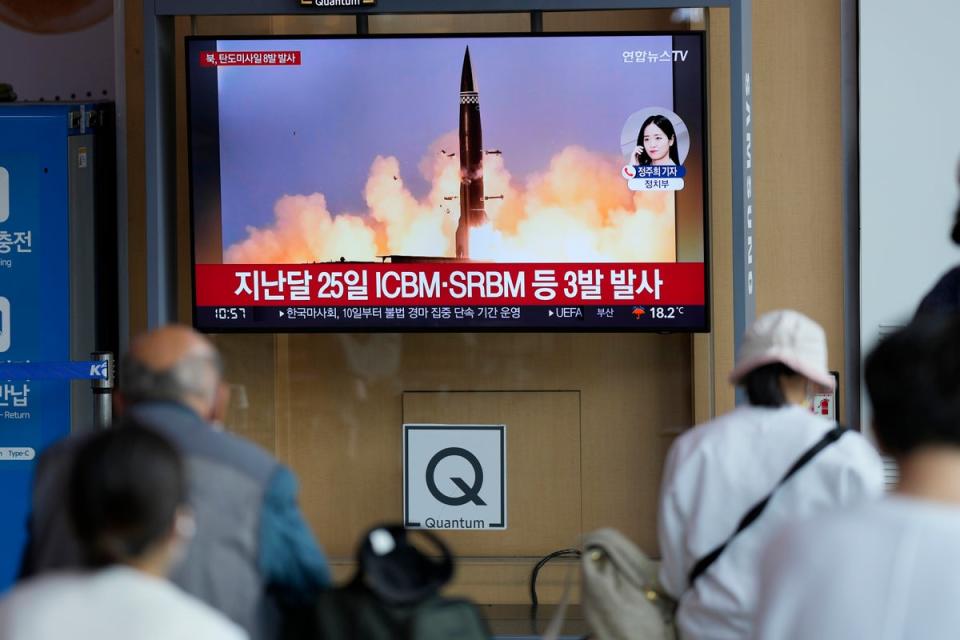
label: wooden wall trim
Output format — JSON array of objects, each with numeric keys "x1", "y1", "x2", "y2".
[{"x1": 124, "y1": 0, "x2": 147, "y2": 337}]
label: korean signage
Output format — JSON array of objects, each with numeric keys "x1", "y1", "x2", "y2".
[
  {"x1": 200, "y1": 263, "x2": 702, "y2": 306},
  {"x1": 404, "y1": 425, "x2": 507, "y2": 531},
  {"x1": 0, "y1": 107, "x2": 73, "y2": 587},
  {"x1": 194, "y1": 262, "x2": 706, "y2": 330},
  {"x1": 199, "y1": 51, "x2": 301, "y2": 67}
]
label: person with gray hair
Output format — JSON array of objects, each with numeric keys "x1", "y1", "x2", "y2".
[{"x1": 18, "y1": 325, "x2": 330, "y2": 640}]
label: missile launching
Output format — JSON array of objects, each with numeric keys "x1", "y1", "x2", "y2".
[{"x1": 456, "y1": 46, "x2": 488, "y2": 260}]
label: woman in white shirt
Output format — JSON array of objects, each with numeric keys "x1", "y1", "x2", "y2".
[
  {"x1": 657, "y1": 309, "x2": 885, "y2": 639},
  {"x1": 0, "y1": 421, "x2": 246, "y2": 640},
  {"x1": 754, "y1": 316, "x2": 960, "y2": 640}
]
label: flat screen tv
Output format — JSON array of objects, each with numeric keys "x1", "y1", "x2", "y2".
[{"x1": 187, "y1": 33, "x2": 708, "y2": 331}]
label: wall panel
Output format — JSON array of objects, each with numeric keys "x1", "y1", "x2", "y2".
[
  {"x1": 753, "y1": 0, "x2": 846, "y2": 390},
  {"x1": 120, "y1": 2, "x2": 847, "y2": 606}
]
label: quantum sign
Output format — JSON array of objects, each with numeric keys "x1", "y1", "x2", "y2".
[
  {"x1": 298, "y1": 0, "x2": 376, "y2": 7},
  {"x1": 404, "y1": 425, "x2": 507, "y2": 531}
]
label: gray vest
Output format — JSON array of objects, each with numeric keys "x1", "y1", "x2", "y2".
[{"x1": 131, "y1": 403, "x2": 280, "y2": 639}]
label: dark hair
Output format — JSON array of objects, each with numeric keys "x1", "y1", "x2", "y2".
[
  {"x1": 69, "y1": 420, "x2": 187, "y2": 567},
  {"x1": 953, "y1": 164, "x2": 960, "y2": 245},
  {"x1": 864, "y1": 316, "x2": 960, "y2": 457},
  {"x1": 742, "y1": 362, "x2": 800, "y2": 408},
  {"x1": 635, "y1": 114, "x2": 680, "y2": 165}
]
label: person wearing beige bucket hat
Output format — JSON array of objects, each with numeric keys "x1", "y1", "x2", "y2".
[
  {"x1": 657, "y1": 310, "x2": 884, "y2": 640},
  {"x1": 728, "y1": 309, "x2": 836, "y2": 405}
]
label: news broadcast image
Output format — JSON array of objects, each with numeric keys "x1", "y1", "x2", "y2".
[{"x1": 188, "y1": 33, "x2": 707, "y2": 331}]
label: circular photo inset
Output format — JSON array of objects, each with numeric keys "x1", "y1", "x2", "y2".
[{"x1": 620, "y1": 108, "x2": 690, "y2": 167}]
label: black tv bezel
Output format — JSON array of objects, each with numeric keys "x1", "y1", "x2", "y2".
[{"x1": 185, "y1": 31, "x2": 711, "y2": 335}]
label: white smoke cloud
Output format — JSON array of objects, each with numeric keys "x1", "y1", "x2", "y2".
[{"x1": 224, "y1": 136, "x2": 676, "y2": 264}]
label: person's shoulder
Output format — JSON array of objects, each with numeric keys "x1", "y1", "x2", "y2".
[
  {"x1": 666, "y1": 406, "x2": 732, "y2": 451},
  {"x1": 930, "y1": 264, "x2": 960, "y2": 286},
  {"x1": 130, "y1": 403, "x2": 279, "y2": 479},
  {"x1": 670, "y1": 406, "x2": 766, "y2": 453},
  {"x1": 662, "y1": 407, "x2": 761, "y2": 483},
  {"x1": 917, "y1": 264, "x2": 960, "y2": 315},
  {"x1": 869, "y1": 496, "x2": 960, "y2": 532},
  {"x1": 777, "y1": 414, "x2": 884, "y2": 486},
  {"x1": 119, "y1": 570, "x2": 247, "y2": 640},
  {"x1": 822, "y1": 424, "x2": 884, "y2": 470},
  {"x1": 833, "y1": 426, "x2": 881, "y2": 455},
  {"x1": 671, "y1": 406, "x2": 744, "y2": 445},
  {"x1": 172, "y1": 593, "x2": 249, "y2": 639},
  {"x1": 156, "y1": 578, "x2": 248, "y2": 639},
  {"x1": 186, "y1": 425, "x2": 281, "y2": 487},
  {"x1": 778, "y1": 499, "x2": 960, "y2": 563},
  {"x1": 205, "y1": 425, "x2": 279, "y2": 468},
  {"x1": 0, "y1": 573, "x2": 86, "y2": 615},
  {"x1": 769, "y1": 501, "x2": 878, "y2": 563}
]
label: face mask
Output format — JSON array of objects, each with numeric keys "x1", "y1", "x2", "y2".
[{"x1": 167, "y1": 511, "x2": 197, "y2": 569}]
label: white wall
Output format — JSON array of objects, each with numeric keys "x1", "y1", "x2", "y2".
[
  {"x1": 860, "y1": 0, "x2": 960, "y2": 427},
  {"x1": 0, "y1": 16, "x2": 114, "y2": 101}
]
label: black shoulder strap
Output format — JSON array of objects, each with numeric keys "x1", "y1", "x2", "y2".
[{"x1": 686, "y1": 424, "x2": 847, "y2": 587}]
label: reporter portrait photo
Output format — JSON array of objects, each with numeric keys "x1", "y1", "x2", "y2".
[
  {"x1": 633, "y1": 114, "x2": 680, "y2": 166},
  {"x1": 620, "y1": 108, "x2": 690, "y2": 168}
]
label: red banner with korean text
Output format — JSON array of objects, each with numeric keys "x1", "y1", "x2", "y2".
[{"x1": 195, "y1": 263, "x2": 705, "y2": 307}]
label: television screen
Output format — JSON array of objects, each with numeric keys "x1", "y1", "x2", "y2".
[{"x1": 187, "y1": 33, "x2": 708, "y2": 331}]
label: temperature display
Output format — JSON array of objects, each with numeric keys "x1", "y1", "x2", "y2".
[{"x1": 647, "y1": 306, "x2": 686, "y2": 319}]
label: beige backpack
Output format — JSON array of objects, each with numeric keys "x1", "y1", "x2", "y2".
[
  {"x1": 546, "y1": 426, "x2": 849, "y2": 639},
  {"x1": 554, "y1": 529, "x2": 677, "y2": 640}
]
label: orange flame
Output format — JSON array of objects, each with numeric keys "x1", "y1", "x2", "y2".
[{"x1": 224, "y1": 133, "x2": 676, "y2": 264}]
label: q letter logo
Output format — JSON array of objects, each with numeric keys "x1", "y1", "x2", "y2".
[{"x1": 426, "y1": 447, "x2": 486, "y2": 506}]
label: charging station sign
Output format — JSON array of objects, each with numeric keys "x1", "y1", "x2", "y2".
[
  {"x1": 403, "y1": 424, "x2": 506, "y2": 531},
  {"x1": 0, "y1": 110, "x2": 73, "y2": 589}
]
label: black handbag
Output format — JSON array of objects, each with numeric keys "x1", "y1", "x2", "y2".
[{"x1": 290, "y1": 524, "x2": 490, "y2": 640}]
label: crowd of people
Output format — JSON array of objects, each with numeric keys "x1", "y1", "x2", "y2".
[
  {"x1": 1, "y1": 317, "x2": 956, "y2": 640},
  {"x1": 6, "y1": 327, "x2": 329, "y2": 639},
  {"x1": 0, "y1": 190, "x2": 958, "y2": 639},
  {"x1": 658, "y1": 312, "x2": 960, "y2": 640}
]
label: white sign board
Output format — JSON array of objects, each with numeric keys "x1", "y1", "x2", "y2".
[
  {"x1": 808, "y1": 371, "x2": 839, "y2": 423},
  {"x1": 811, "y1": 393, "x2": 835, "y2": 422},
  {"x1": 403, "y1": 424, "x2": 506, "y2": 531}
]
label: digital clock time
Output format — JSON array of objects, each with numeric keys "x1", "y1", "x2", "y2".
[{"x1": 213, "y1": 307, "x2": 247, "y2": 321}]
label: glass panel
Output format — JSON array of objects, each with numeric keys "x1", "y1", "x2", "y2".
[
  {"x1": 193, "y1": 14, "x2": 355, "y2": 36},
  {"x1": 369, "y1": 13, "x2": 529, "y2": 34},
  {"x1": 211, "y1": 334, "x2": 278, "y2": 454},
  {"x1": 544, "y1": 8, "x2": 705, "y2": 32}
]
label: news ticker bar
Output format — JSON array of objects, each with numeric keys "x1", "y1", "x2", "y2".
[
  {"x1": 195, "y1": 262, "x2": 706, "y2": 307},
  {"x1": 196, "y1": 304, "x2": 706, "y2": 330}
]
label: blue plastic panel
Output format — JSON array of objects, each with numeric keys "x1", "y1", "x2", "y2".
[{"x1": 0, "y1": 104, "x2": 74, "y2": 590}]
